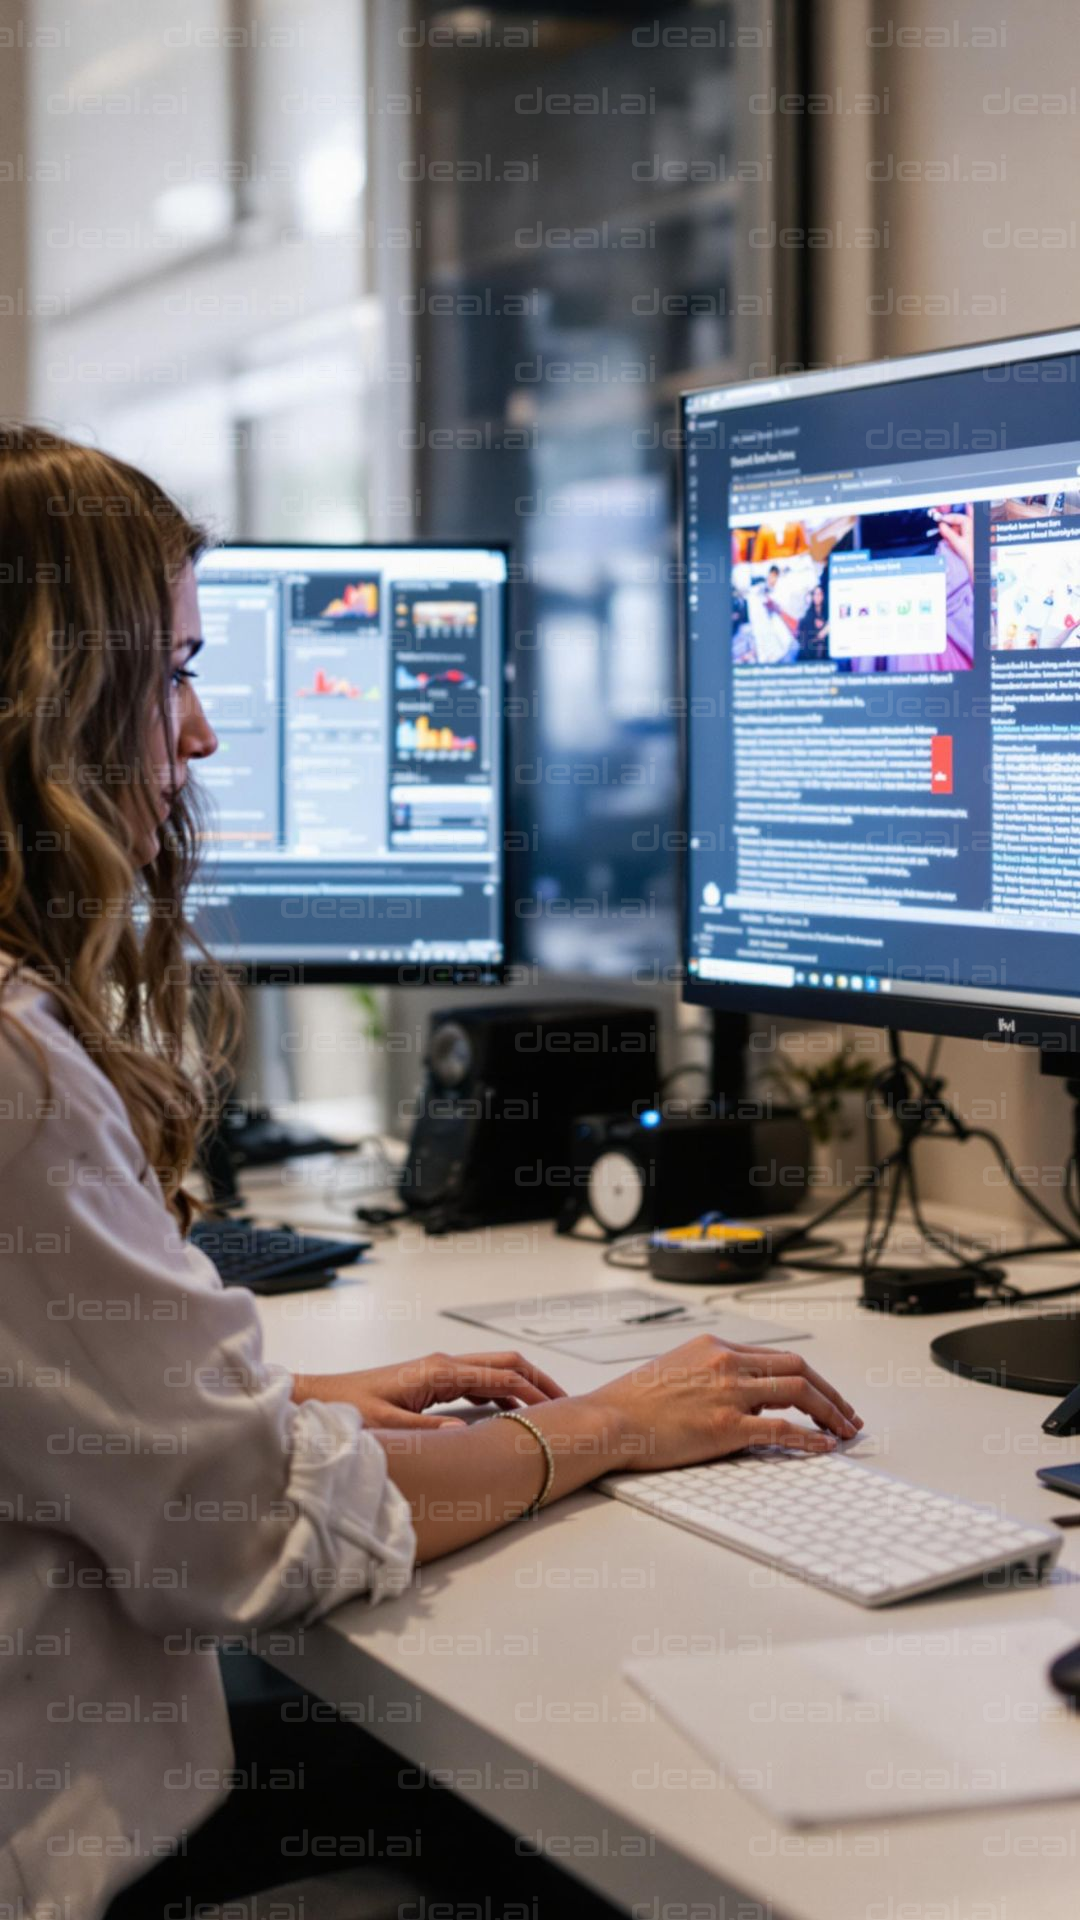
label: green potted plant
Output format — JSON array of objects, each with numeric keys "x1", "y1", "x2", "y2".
[
  {"x1": 351, "y1": 985, "x2": 386, "y2": 1043},
  {"x1": 762, "y1": 1039, "x2": 877, "y2": 1189}
]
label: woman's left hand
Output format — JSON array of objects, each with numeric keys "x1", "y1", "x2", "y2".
[{"x1": 291, "y1": 1350, "x2": 567, "y2": 1429}]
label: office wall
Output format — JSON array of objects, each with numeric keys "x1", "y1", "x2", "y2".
[
  {"x1": 869, "y1": 0, "x2": 1078, "y2": 357},
  {"x1": 806, "y1": 0, "x2": 1078, "y2": 364}
]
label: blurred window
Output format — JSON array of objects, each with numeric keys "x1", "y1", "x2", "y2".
[{"x1": 28, "y1": 0, "x2": 374, "y2": 540}]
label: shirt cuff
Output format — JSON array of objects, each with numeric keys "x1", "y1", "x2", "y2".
[{"x1": 286, "y1": 1395, "x2": 417, "y2": 1613}]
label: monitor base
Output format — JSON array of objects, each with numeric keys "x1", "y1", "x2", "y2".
[{"x1": 931, "y1": 1316, "x2": 1080, "y2": 1395}]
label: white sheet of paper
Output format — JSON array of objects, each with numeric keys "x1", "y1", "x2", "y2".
[
  {"x1": 442, "y1": 1286, "x2": 808, "y2": 1361},
  {"x1": 546, "y1": 1316, "x2": 809, "y2": 1364},
  {"x1": 626, "y1": 1615, "x2": 1080, "y2": 1825}
]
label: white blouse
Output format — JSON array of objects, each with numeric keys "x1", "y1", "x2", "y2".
[{"x1": 0, "y1": 966, "x2": 416, "y2": 1919}]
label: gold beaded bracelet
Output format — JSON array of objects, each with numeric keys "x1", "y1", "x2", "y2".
[{"x1": 494, "y1": 1409, "x2": 556, "y2": 1514}]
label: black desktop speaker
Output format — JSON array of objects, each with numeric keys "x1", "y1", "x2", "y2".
[
  {"x1": 556, "y1": 1110, "x2": 811, "y2": 1238},
  {"x1": 401, "y1": 1003, "x2": 659, "y2": 1233}
]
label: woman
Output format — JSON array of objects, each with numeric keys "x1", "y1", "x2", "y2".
[
  {"x1": 796, "y1": 582, "x2": 830, "y2": 662},
  {"x1": 0, "y1": 428, "x2": 860, "y2": 1918}
]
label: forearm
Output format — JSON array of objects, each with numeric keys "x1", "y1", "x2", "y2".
[
  {"x1": 292, "y1": 1372, "x2": 329, "y2": 1403},
  {"x1": 374, "y1": 1397, "x2": 625, "y2": 1562}
]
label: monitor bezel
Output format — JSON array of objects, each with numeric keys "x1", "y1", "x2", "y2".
[
  {"x1": 677, "y1": 322, "x2": 1080, "y2": 1058},
  {"x1": 192, "y1": 539, "x2": 511, "y2": 988}
]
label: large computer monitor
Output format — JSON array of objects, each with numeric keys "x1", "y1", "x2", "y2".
[
  {"x1": 680, "y1": 325, "x2": 1080, "y2": 1060},
  {"x1": 189, "y1": 543, "x2": 508, "y2": 982}
]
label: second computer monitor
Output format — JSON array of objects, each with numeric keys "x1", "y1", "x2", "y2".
[
  {"x1": 190, "y1": 543, "x2": 507, "y2": 981},
  {"x1": 680, "y1": 325, "x2": 1080, "y2": 1053}
]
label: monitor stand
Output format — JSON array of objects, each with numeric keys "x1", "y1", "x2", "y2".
[
  {"x1": 790, "y1": 1030, "x2": 1009, "y2": 1303},
  {"x1": 785, "y1": 1033, "x2": 1080, "y2": 1310},
  {"x1": 710, "y1": 1010, "x2": 748, "y2": 1112},
  {"x1": 198, "y1": 1119, "x2": 243, "y2": 1212},
  {"x1": 191, "y1": 979, "x2": 354, "y2": 1212}
]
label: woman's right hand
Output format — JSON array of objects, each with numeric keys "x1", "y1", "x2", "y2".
[
  {"x1": 374, "y1": 1335, "x2": 863, "y2": 1564},
  {"x1": 583, "y1": 1335, "x2": 862, "y2": 1475}
]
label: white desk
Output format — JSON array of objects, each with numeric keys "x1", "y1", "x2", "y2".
[{"x1": 244, "y1": 1156, "x2": 1080, "y2": 1919}]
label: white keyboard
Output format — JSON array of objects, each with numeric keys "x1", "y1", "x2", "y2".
[{"x1": 601, "y1": 1451, "x2": 1061, "y2": 1607}]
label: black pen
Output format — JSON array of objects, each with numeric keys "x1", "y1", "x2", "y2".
[{"x1": 624, "y1": 1306, "x2": 688, "y2": 1325}]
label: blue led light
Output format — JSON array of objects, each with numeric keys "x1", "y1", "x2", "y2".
[{"x1": 639, "y1": 1109, "x2": 662, "y2": 1128}]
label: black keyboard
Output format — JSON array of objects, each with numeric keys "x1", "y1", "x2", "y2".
[{"x1": 189, "y1": 1218, "x2": 371, "y2": 1294}]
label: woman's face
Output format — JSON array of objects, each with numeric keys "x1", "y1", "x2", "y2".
[{"x1": 133, "y1": 560, "x2": 217, "y2": 867}]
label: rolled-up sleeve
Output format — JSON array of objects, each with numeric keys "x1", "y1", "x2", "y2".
[{"x1": 0, "y1": 997, "x2": 416, "y2": 1635}]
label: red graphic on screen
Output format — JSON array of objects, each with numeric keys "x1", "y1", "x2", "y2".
[
  {"x1": 296, "y1": 668, "x2": 381, "y2": 700},
  {"x1": 930, "y1": 735, "x2": 953, "y2": 795}
]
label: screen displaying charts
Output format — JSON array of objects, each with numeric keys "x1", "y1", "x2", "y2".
[
  {"x1": 391, "y1": 588, "x2": 486, "y2": 772},
  {"x1": 190, "y1": 546, "x2": 507, "y2": 975}
]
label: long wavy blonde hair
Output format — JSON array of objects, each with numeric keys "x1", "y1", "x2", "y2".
[{"x1": 0, "y1": 425, "x2": 241, "y2": 1226}]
